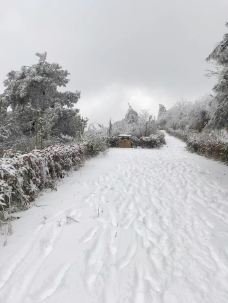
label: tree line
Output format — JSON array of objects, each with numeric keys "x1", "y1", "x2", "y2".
[{"x1": 158, "y1": 22, "x2": 228, "y2": 133}]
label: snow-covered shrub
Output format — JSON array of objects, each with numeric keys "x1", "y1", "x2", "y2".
[
  {"x1": 0, "y1": 180, "x2": 11, "y2": 214},
  {"x1": 187, "y1": 131, "x2": 228, "y2": 163},
  {"x1": 166, "y1": 128, "x2": 228, "y2": 163},
  {"x1": 0, "y1": 141, "x2": 106, "y2": 211},
  {"x1": 84, "y1": 124, "x2": 108, "y2": 156},
  {"x1": 83, "y1": 135, "x2": 107, "y2": 156},
  {"x1": 140, "y1": 132, "x2": 166, "y2": 148},
  {"x1": 107, "y1": 133, "x2": 165, "y2": 148},
  {"x1": 131, "y1": 136, "x2": 141, "y2": 147},
  {"x1": 107, "y1": 136, "x2": 119, "y2": 147}
]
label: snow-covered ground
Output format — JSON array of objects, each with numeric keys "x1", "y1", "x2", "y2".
[{"x1": 0, "y1": 134, "x2": 228, "y2": 303}]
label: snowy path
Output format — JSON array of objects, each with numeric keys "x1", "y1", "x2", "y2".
[{"x1": 0, "y1": 134, "x2": 228, "y2": 303}]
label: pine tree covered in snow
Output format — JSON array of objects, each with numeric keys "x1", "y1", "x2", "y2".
[
  {"x1": 1, "y1": 53, "x2": 86, "y2": 153},
  {"x1": 124, "y1": 104, "x2": 139, "y2": 124},
  {"x1": 157, "y1": 104, "x2": 167, "y2": 128},
  {"x1": 207, "y1": 23, "x2": 228, "y2": 129},
  {"x1": 107, "y1": 120, "x2": 113, "y2": 137}
]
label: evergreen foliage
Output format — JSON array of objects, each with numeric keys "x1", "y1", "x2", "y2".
[
  {"x1": 207, "y1": 23, "x2": 228, "y2": 129},
  {"x1": 0, "y1": 53, "x2": 86, "y2": 154}
]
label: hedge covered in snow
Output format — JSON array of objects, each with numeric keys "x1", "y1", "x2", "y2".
[
  {"x1": 166, "y1": 128, "x2": 228, "y2": 163},
  {"x1": 187, "y1": 132, "x2": 228, "y2": 163},
  {"x1": 0, "y1": 141, "x2": 107, "y2": 215},
  {"x1": 107, "y1": 132, "x2": 165, "y2": 148},
  {"x1": 139, "y1": 133, "x2": 166, "y2": 148}
]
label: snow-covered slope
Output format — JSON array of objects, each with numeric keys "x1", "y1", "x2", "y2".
[{"x1": 0, "y1": 134, "x2": 228, "y2": 303}]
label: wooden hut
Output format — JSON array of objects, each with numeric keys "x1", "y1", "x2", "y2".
[{"x1": 118, "y1": 134, "x2": 133, "y2": 148}]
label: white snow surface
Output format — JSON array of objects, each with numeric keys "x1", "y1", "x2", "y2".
[{"x1": 0, "y1": 134, "x2": 228, "y2": 303}]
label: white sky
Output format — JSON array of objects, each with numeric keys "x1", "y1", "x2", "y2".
[{"x1": 0, "y1": 0, "x2": 227, "y2": 125}]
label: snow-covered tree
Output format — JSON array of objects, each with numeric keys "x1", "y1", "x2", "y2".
[
  {"x1": 157, "y1": 104, "x2": 167, "y2": 128},
  {"x1": 157, "y1": 104, "x2": 166, "y2": 120},
  {"x1": 1, "y1": 53, "x2": 85, "y2": 150},
  {"x1": 125, "y1": 104, "x2": 139, "y2": 124},
  {"x1": 84, "y1": 123, "x2": 108, "y2": 154},
  {"x1": 51, "y1": 107, "x2": 87, "y2": 140},
  {"x1": 158, "y1": 96, "x2": 215, "y2": 132},
  {"x1": 111, "y1": 105, "x2": 157, "y2": 137},
  {"x1": 107, "y1": 119, "x2": 113, "y2": 136},
  {"x1": 207, "y1": 23, "x2": 228, "y2": 129},
  {"x1": 136, "y1": 111, "x2": 156, "y2": 137},
  {"x1": 188, "y1": 96, "x2": 215, "y2": 131},
  {"x1": 207, "y1": 23, "x2": 228, "y2": 65},
  {"x1": 160, "y1": 101, "x2": 192, "y2": 130}
]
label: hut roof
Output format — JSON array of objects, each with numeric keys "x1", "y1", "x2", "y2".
[{"x1": 118, "y1": 134, "x2": 132, "y2": 138}]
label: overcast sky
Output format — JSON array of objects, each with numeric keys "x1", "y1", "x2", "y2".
[{"x1": 0, "y1": 0, "x2": 227, "y2": 125}]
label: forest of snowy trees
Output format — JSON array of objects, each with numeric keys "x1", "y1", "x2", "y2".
[{"x1": 157, "y1": 23, "x2": 228, "y2": 162}]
